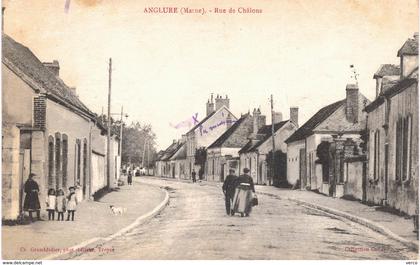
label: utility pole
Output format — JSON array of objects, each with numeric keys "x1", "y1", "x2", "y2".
[
  {"x1": 106, "y1": 58, "x2": 112, "y2": 189},
  {"x1": 270, "y1": 94, "x2": 275, "y2": 186},
  {"x1": 141, "y1": 138, "x2": 147, "y2": 168},
  {"x1": 147, "y1": 141, "x2": 150, "y2": 169},
  {"x1": 119, "y1": 105, "x2": 123, "y2": 158}
]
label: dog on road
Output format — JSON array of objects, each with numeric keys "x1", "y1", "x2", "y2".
[{"x1": 109, "y1": 205, "x2": 127, "y2": 215}]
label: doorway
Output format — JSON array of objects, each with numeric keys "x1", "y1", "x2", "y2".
[
  {"x1": 384, "y1": 143, "x2": 389, "y2": 203},
  {"x1": 220, "y1": 164, "x2": 225, "y2": 182},
  {"x1": 299, "y1": 148, "x2": 306, "y2": 189},
  {"x1": 19, "y1": 149, "x2": 30, "y2": 215}
]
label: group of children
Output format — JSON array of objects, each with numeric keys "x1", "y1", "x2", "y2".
[{"x1": 45, "y1": 186, "x2": 78, "y2": 221}]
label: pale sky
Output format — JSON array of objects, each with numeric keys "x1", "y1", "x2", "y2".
[{"x1": 3, "y1": 0, "x2": 418, "y2": 149}]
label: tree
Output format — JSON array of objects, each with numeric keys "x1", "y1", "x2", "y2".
[{"x1": 121, "y1": 122, "x2": 157, "y2": 167}]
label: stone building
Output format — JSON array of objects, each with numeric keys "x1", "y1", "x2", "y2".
[
  {"x1": 2, "y1": 34, "x2": 119, "y2": 220},
  {"x1": 205, "y1": 113, "x2": 254, "y2": 182},
  {"x1": 285, "y1": 83, "x2": 370, "y2": 197},
  {"x1": 155, "y1": 139, "x2": 183, "y2": 178},
  {"x1": 364, "y1": 33, "x2": 418, "y2": 215},
  {"x1": 239, "y1": 108, "x2": 299, "y2": 185},
  {"x1": 184, "y1": 94, "x2": 237, "y2": 179}
]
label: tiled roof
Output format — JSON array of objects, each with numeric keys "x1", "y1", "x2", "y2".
[
  {"x1": 285, "y1": 100, "x2": 345, "y2": 143},
  {"x1": 381, "y1": 78, "x2": 400, "y2": 94},
  {"x1": 373, "y1": 64, "x2": 400, "y2": 78},
  {"x1": 239, "y1": 120, "x2": 289, "y2": 153},
  {"x1": 160, "y1": 141, "x2": 183, "y2": 161},
  {"x1": 156, "y1": 150, "x2": 166, "y2": 160},
  {"x1": 397, "y1": 37, "x2": 419, "y2": 56},
  {"x1": 207, "y1": 114, "x2": 247, "y2": 149},
  {"x1": 365, "y1": 78, "x2": 418, "y2": 113},
  {"x1": 170, "y1": 143, "x2": 187, "y2": 160},
  {"x1": 248, "y1": 121, "x2": 289, "y2": 151},
  {"x1": 2, "y1": 34, "x2": 94, "y2": 117}
]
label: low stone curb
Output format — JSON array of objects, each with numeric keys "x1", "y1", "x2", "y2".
[
  {"x1": 41, "y1": 185, "x2": 170, "y2": 260},
  {"x1": 257, "y1": 191, "x2": 418, "y2": 251}
]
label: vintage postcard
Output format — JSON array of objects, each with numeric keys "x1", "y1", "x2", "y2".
[{"x1": 1, "y1": 0, "x2": 419, "y2": 262}]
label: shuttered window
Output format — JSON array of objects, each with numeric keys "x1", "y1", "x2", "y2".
[
  {"x1": 395, "y1": 115, "x2": 413, "y2": 181},
  {"x1": 373, "y1": 130, "x2": 380, "y2": 180},
  {"x1": 62, "y1": 135, "x2": 68, "y2": 188}
]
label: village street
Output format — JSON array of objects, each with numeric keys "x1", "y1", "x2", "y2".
[{"x1": 73, "y1": 177, "x2": 417, "y2": 260}]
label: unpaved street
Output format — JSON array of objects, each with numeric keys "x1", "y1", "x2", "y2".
[{"x1": 74, "y1": 178, "x2": 417, "y2": 260}]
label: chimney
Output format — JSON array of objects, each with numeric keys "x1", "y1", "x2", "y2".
[
  {"x1": 272, "y1": 112, "x2": 283, "y2": 124},
  {"x1": 206, "y1": 94, "x2": 215, "y2": 116},
  {"x1": 69, "y1": 87, "x2": 76, "y2": 94},
  {"x1": 259, "y1": 115, "x2": 266, "y2": 129},
  {"x1": 226, "y1": 113, "x2": 234, "y2": 128},
  {"x1": 215, "y1": 94, "x2": 230, "y2": 111},
  {"x1": 290, "y1": 107, "x2": 299, "y2": 126},
  {"x1": 375, "y1": 77, "x2": 383, "y2": 98},
  {"x1": 414, "y1": 32, "x2": 419, "y2": 42},
  {"x1": 252, "y1": 108, "x2": 263, "y2": 135},
  {"x1": 345, "y1": 84, "x2": 359, "y2": 123},
  {"x1": 43, "y1": 60, "x2": 60, "y2": 76}
]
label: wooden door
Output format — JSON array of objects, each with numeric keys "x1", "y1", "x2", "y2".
[
  {"x1": 299, "y1": 149, "x2": 306, "y2": 189},
  {"x1": 384, "y1": 143, "x2": 389, "y2": 202}
]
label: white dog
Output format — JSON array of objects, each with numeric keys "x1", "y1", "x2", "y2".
[{"x1": 109, "y1": 205, "x2": 127, "y2": 215}]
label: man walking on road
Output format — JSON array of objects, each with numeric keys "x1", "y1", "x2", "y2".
[{"x1": 222, "y1": 169, "x2": 237, "y2": 216}]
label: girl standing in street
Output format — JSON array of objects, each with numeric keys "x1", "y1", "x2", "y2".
[
  {"x1": 66, "y1": 186, "x2": 78, "y2": 221},
  {"x1": 45, "y1": 188, "x2": 56, "y2": 220},
  {"x1": 56, "y1": 189, "x2": 66, "y2": 221}
]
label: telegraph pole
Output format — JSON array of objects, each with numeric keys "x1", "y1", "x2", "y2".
[
  {"x1": 146, "y1": 140, "x2": 150, "y2": 173},
  {"x1": 141, "y1": 138, "x2": 147, "y2": 168},
  {"x1": 106, "y1": 58, "x2": 112, "y2": 189},
  {"x1": 270, "y1": 94, "x2": 275, "y2": 186},
  {"x1": 119, "y1": 105, "x2": 123, "y2": 158}
]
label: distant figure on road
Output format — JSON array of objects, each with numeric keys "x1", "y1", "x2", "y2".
[
  {"x1": 23, "y1": 173, "x2": 41, "y2": 221},
  {"x1": 222, "y1": 169, "x2": 237, "y2": 216},
  {"x1": 191, "y1": 170, "x2": 197, "y2": 183},
  {"x1": 127, "y1": 170, "x2": 133, "y2": 185},
  {"x1": 232, "y1": 168, "x2": 255, "y2": 217}
]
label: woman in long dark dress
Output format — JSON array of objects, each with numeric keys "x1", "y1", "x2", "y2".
[
  {"x1": 23, "y1": 173, "x2": 41, "y2": 221},
  {"x1": 232, "y1": 168, "x2": 255, "y2": 217}
]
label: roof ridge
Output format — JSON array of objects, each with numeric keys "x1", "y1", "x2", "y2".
[
  {"x1": 285, "y1": 99, "x2": 345, "y2": 143},
  {"x1": 2, "y1": 34, "x2": 95, "y2": 117}
]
